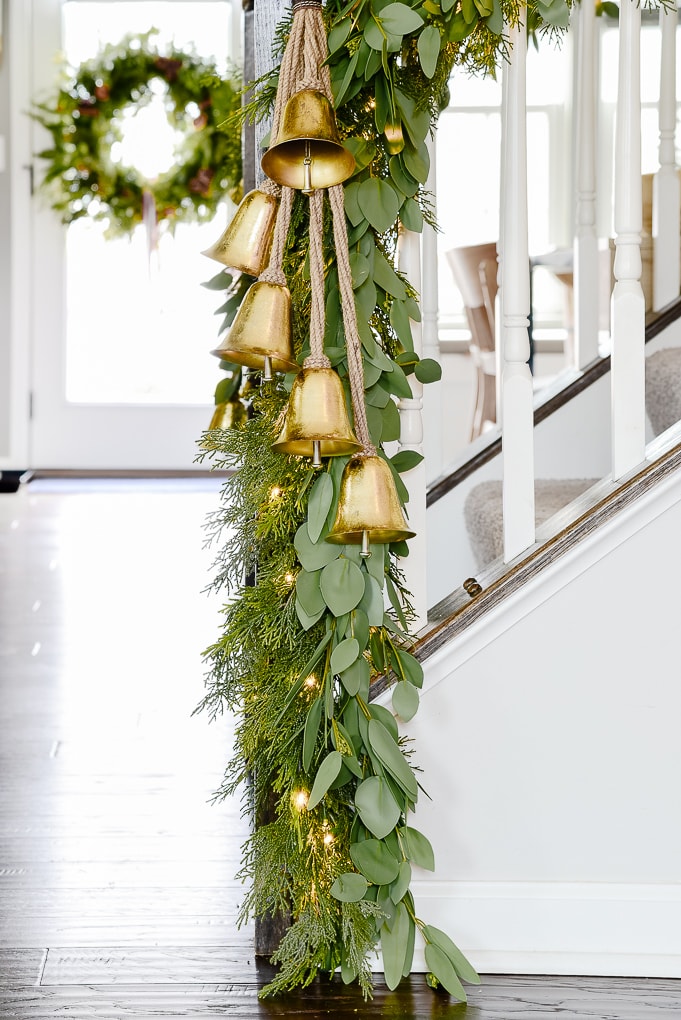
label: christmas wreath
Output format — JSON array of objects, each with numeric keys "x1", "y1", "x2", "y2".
[{"x1": 33, "y1": 33, "x2": 242, "y2": 237}]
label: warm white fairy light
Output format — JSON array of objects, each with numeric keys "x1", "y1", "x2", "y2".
[
  {"x1": 269, "y1": 485, "x2": 283, "y2": 500},
  {"x1": 323, "y1": 832, "x2": 334, "y2": 847},
  {"x1": 304, "y1": 674, "x2": 317, "y2": 689},
  {"x1": 293, "y1": 790, "x2": 308, "y2": 811},
  {"x1": 283, "y1": 572, "x2": 295, "y2": 586}
]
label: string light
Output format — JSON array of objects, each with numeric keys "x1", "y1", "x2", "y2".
[
  {"x1": 293, "y1": 790, "x2": 308, "y2": 811},
  {"x1": 323, "y1": 832, "x2": 334, "y2": 847},
  {"x1": 304, "y1": 674, "x2": 317, "y2": 689},
  {"x1": 283, "y1": 572, "x2": 295, "y2": 586},
  {"x1": 269, "y1": 485, "x2": 283, "y2": 500}
]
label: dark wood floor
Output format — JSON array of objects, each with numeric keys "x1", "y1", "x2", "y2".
[{"x1": 1, "y1": 478, "x2": 679, "y2": 1018}]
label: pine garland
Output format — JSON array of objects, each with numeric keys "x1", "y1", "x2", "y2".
[{"x1": 198, "y1": 0, "x2": 575, "y2": 1000}]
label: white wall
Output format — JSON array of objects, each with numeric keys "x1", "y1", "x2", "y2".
[{"x1": 387, "y1": 457, "x2": 681, "y2": 975}]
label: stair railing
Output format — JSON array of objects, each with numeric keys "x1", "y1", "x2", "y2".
[{"x1": 653, "y1": 0, "x2": 680, "y2": 311}]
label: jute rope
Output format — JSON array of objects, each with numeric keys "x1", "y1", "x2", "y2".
[
  {"x1": 262, "y1": 0, "x2": 373, "y2": 453},
  {"x1": 304, "y1": 187, "x2": 330, "y2": 369}
]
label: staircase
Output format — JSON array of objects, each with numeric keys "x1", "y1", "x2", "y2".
[{"x1": 369, "y1": 301, "x2": 681, "y2": 979}]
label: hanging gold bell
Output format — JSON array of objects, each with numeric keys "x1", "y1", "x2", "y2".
[
  {"x1": 210, "y1": 281, "x2": 298, "y2": 381},
  {"x1": 199, "y1": 400, "x2": 247, "y2": 448},
  {"x1": 326, "y1": 454, "x2": 416, "y2": 556},
  {"x1": 272, "y1": 367, "x2": 361, "y2": 466},
  {"x1": 202, "y1": 189, "x2": 279, "y2": 276},
  {"x1": 261, "y1": 89, "x2": 356, "y2": 194}
]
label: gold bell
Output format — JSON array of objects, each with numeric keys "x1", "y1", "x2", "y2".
[
  {"x1": 261, "y1": 89, "x2": 356, "y2": 194},
  {"x1": 202, "y1": 189, "x2": 279, "y2": 276},
  {"x1": 326, "y1": 455, "x2": 416, "y2": 557},
  {"x1": 207, "y1": 399, "x2": 247, "y2": 431},
  {"x1": 210, "y1": 281, "x2": 298, "y2": 381},
  {"x1": 272, "y1": 367, "x2": 361, "y2": 466}
]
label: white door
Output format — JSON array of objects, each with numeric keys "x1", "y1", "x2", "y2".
[{"x1": 30, "y1": 0, "x2": 237, "y2": 469}]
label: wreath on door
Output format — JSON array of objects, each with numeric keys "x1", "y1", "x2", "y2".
[{"x1": 33, "y1": 33, "x2": 242, "y2": 238}]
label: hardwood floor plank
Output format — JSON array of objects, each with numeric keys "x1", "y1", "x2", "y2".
[
  {"x1": 0, "y1": 950, "x2": 45, "y2": 986},
  {"x1": 40, "y1": 947, "x2": 257, "y2": 985}
]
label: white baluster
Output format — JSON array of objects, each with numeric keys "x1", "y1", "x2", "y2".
[
  {"x1": 495, "y1": 69, "x2": 508, "y2": 425},
  {"x1": 611, "y1": 0, "x2": 646, "y2": 480},
  {"x1": 573, "y1": 0, "x2": 600, "y2": 367},
  {"x1": 501, "y1": 21, "x2": 535, "y2": 561},
  {"x1": 653, "y1": 0, "x2": 680, "y2": 310},
  {"x1": 230, "y1": 0, "x2": 243, "y2": 65},
  {"x1": 421, "y1": 133, "x2": 443, "y2": 481},
  {"x1": 398, "y1": 228, "x2": 428, "y2": 630}
]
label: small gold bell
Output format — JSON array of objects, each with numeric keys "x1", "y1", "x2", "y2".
[
  {"x1": 210, "y1": 281, "x2": 298, "y2": 380},
  {"x1": 272, "y1": 367, "x2": 361, "y2": 465},
  {"x1": 199, "y1": 400, "x2": 248, "y2": 448},
  {"x1": 202, "y1": 189, "x2": 279, "y2": 276},
  {"x1": 261, "y1": 89, "x2": 356, "y2": 193},
  {"x1": 326, "y1": 454, "x2": 415, "y2": 556},
  {"x1": 384, "y1": 120, "x2": 405, "y2": 156}
]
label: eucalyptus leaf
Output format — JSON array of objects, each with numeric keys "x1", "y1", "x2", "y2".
[
  {"x1": 355, "y1": 775, "x2": 401, "y2": 839},
  {"x1": 417, "y1": 24, "x2": 441, "y2": 78},
  {"x1": 354, "y1": 277, "x2": 378, "y2": 322},
  {"x1": 390, "y1": 449, "x2": 423, "y2": 473},
  {"x1": 339, "y1": 655, "x2": 369, "y2": 696},
  {"x1": 392, "y1": 680, "x2": 419, "y2": 721},
  {"x1": 485, "y1": 0, "x2": 503, "y2": 33},
  {"x1": 380, "y1": 2, "x2": 424, "y2": 34},
  {"x1": 365, "y1": 544, "x2": 386, "y2": 583},
  {"x1": 331, "y1": 872, "x2": 369, "y2": 902},
  {"x1": 389, "y1": 155, "x2": 419, "y2": 198},
  {"x1": 372, "y1": 249, "x2": 407, "y2": 299},
  {"x1": 333, "y1": 48, "x2": 360, "y2": 106},
  {"x1": 394, "y1": 647, "x2": 423, "y2": 688},
  {"x1": 402, "y1": 912, "x2": 416, "y2": 976},
  {"x1": 357, "y1": 177, "x2": 401, "y2": 234},
  {"x1": 414, "y1": 357, "x2": 443, "y2": 384},
  {"x1": 366, "y1": 404, "x2": 384, "y2": 446},
  {"x1": 327, "y1": 17, "x2": 352, "y2": 53},
  {"x1": 382, "y1": 360, "x2": 414, "y2": 399},
  {"x1": 358, "y1": 573, "x2": 385, "y2": 627},
  {"x1": 296, "y1": 568, "x2": 325, "y2": 617},
  {"x1": 350, "y1": 251, "x2": 372, "y2": 290},
  {"x1": 380, "y1": 397, "x2": 401, "y2": 442},
  {"x1": 307, "y1": 473, "x2": 334, "y2": 543},
  {"x1": 295, "y1": 524, "x2": 340, "y2": 571},
  {"x1": 302, "y1": 696, "x2": 323, "y2": 772},
  {"x1": 350, "y1": 838, "x2": 401, "y2": 885},
  {"x1": 320, "y1": 557, "x2": 366, "y2": 615},
  {"x1": 381, "y1": 901, "x2": 410, "y2": 990},
  {"x1": 390, "y1": 860, "x2": 412, "y2": 904},
  {"x1": 330, "y1": 637, "x2": 360, "y2": 675},
  {"x1": 399, "y1": 197, "x2": 424, "y2": 233},
  {"x1": 368, "y1": 719, "x2": 418, "y2": 800},
  {"x1": 350, "y1": 607, "x2": 370, "y2": 651},
  {"x1": 344, "y1": 136, "x2": 377, "y2": 174},
  {"x1": 385, "y1": 574, "x2": 408, "y2": 629},
  {"x1": 377, "y1": 884, "x2": 398, "y2": 932},
  {"x1": 423, "y1": 925, "x2": 481, "y2": 985},
  {"x1": 369, "y1": 703, "x2": 399, "y2": 743},
  {"x1": 307, "y1": 750, "x2": 343, "y2": 810},
  {"x1": 202, "y1": 269, "x2": 233, "y2": 290},
  {"x1": 400, "y1": 825, "x2": 435, "y2": 870},
  {"x1": 344, "y1": 181, "x2": 366, "y2": 227},
  {"x1": 424, "y1": 944, "x2": 467, "y2": 1000},
  {"x1": 365, "y1": 382, "x2": 391, "y2": 408},
  {"x1": 296, "y1": 598, "x2": 326, "y2": 631},
  {"x1": 214, "y1": 373, "x2": 240, "y2": 404},
  {"x1": 402, "y1": 141, "x2": 430, "y2": 183}
]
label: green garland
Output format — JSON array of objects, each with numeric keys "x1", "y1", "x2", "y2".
[
  {"x1": 199, "y1": 0, "x2": 573, "y2": 1000},
  {"x1": 33, "y1": 32, "x2": 242, "y2": 237}
]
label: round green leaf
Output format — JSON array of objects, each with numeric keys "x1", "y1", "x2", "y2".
[
  {"x1": 350, "y1": 838, "x2": 400, "y2": 885},
  {"x1": 390, "y1": 860, "x2": 412, "y2": 904},
  {"x1": 400, "y1": 825, "x2": 435, "y2": 871},
  {"x1": 296, "y1": 568, "x2": 325, "y2": 617},
  {"x1": 380, "y1": 2, "x2": 424, "y2": 34},
  {"x1": 402, "y1": 141, "x2": 430, "y2": 183},
  {"x1": 400, "y1": 197, "x2": 424, "y2": 233},
  {"x1": 355, "y1": 776, "x2": 402, "y2": 839},
  {"x1": 390, "y1": 449, "x2": 423, "y2": 473},
  {"x1": 295, "y1": 597, "x2": 325, "y2": 631},
  {"x1": 417, "y1": 23, "x2": 441, "y2": 78},
  {"x1": 331, "y1": 872, "x2": 369, "y2": 903},
  {"x1": 358, "y1": 574, "x2": 384, "y2": 627},
  {"x1": 392, "y1": 680, "x2": 419, "y2": 721},
  {"x1": 320, "y1": 558, "x2": 365, "y2": 615},
  {"x1": 344, "y1": 181, "x2": 366, "y2": 226},
  {"x1": 354, "y1": 277, "x2": 377, "y2": 321},
  {"x1": 414, "y1": 357, "x2": 443, "y2": 384},
  {"x1": 370, "y1": 703, "x2": 399, "y2": 742},
  {"x1": 307, "y1": 750, "x2": 343, "y2": 810},
  {"x1": 394, "y1": 647, "x2": 424, "y2": 688},
  {"x1": 339, "y1": 655, "x2": 370, "y2": 696},
  {"x1": 424, "y1": 943, "x2": 467, "y2": 1001},
  {"x1": 350, "y1": 251, "x2": 371, "y2": 290},
  {"x1": 307, "y1": 473, "x2": 334, "y2": 543},
  {"x1": 357, "y1": 177, "x2": 401, "y2": 234},
  {"x1": 328, "y1": 17, "x2": 352, "y2": 53},
  {"x1": 389, "y1": 155, "x2": 419, "y2": 198},
  {"x1": 330, "y1": 637, "x2": 360, "y2": 675},
  {"x1": 381, "y1": 901, "x2": 410, "y2": 990},
  {"x1": 295, "y1": 524, "x2": 340, "y2": 571}
]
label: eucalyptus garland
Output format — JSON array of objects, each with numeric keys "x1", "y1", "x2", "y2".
[
  {"x1": 199, "y1": 0, "x2": 573, "y2": 1000},
  {"x1": 33, "y1": 33, "x2": 242, "y2": 237}
]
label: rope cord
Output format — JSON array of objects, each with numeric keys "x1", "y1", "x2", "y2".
[{"x1": 304, "y1": 187, "x2": 330, "y2": 369}]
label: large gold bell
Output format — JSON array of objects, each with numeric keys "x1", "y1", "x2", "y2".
[
  {"x1": 326, "y1": 454, "x2": 416, "y2": 556},
  {"x1": 210, "y1": 281, "x2": 298, "y2": 381},
  {"x1": 202, "y1": 189, "x2": 279, "y2": 276},
  {"x1": 272, "y1": 367, "x2": 361, "y2": 466},
  {"x1": 261, "y1": 89, "x2": 356, "y2": 194}
]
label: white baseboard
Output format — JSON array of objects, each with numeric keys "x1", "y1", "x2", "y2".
[{"x1": 397, "y1": 881, "x2": 681, "y2": 978}]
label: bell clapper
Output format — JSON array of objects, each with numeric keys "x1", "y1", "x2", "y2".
[
  {"x1": 302, "y1": 141, "x2": 313, "y2": 195},
  {"x1": 262, "y1": 355, "x2": 273, "y2": 382},
  {"x1": 360, "y1": 531, "x2": 371, "y2": 558},
  {"x1": 312, "y1": 440, "x2": 322, "y2": 468}
]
